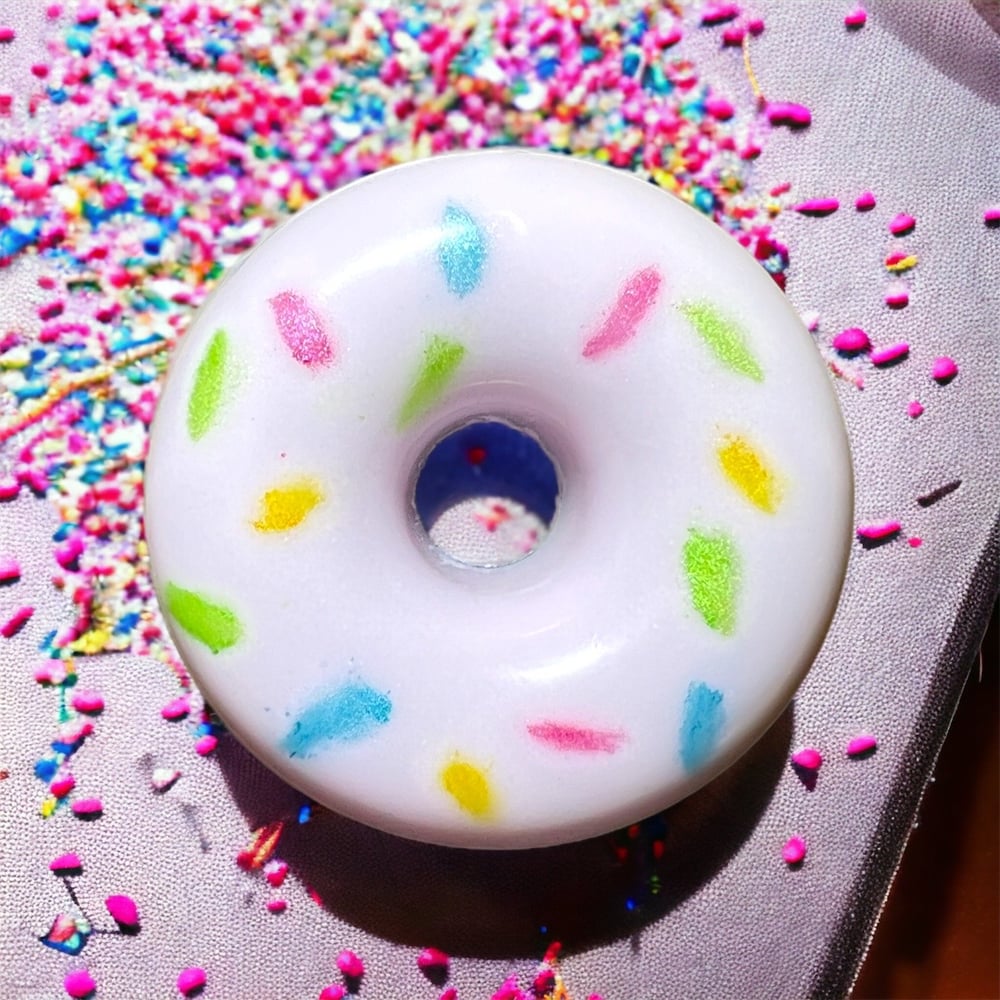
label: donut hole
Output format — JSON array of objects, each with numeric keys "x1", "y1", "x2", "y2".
[{"x1": 413, "y1": 420, "x2": 560, "y2": 568}]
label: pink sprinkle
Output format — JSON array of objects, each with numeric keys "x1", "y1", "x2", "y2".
[
  {"x1": 151, "y1": 768, "x2": 181, "y2": 792},
  {"x1": 792, "y1": 748, "x2": 823, "y2": 771},
  {"x1": 54, "y1": 534, "x2": 84, "y2": 569},
  {"x1": 194, "y1": 734, "x2": 218, "y2": 756},
  {"x1": 766, "y1": 102, "x2": 811, "y2": 128},
  {"x1": 832, "y1": 328, "x2": 870, "y2": 354},
  {"x1": 161, "y1": 696, "x2": 190, "y2": 720},
  {"x1": 907, "y1": 400, "x2": 924, "y2": 418},
  {"x1": 855, "y1": 191, "x2": 876, "y2": 211},
  {"x1": 846, "y1": 734, "x2": 878, "y2": 757},
  {"x1": 701, "y1": 2, "x2": 741, "y2": 26},
  {"x1": 534, "y1": 970, "x2": 556, "y2": 994},
  {"x1": 417, "y1": 947, "x2": 451, "y2": 974},
  {"x1": 857, "y1": 520, "x2": 901, "y2": 542},
  {"x1": 266, "y1": 899, "x2": 287, "y2": 914},
  {"x1": 71, "y1": 690, "x2": 104, "y2": 714},
  {"x1": 439, "y1": 991, "x2": 459, "y2": 1000},
  {"x1": 46, "y1": 4, "x2": 62, "y2": 18},
  {"x1": 582, "y1": 265, "x2": 663, "y2": 359},
  {"x1": 50, "y1": 852, "x2": 83, "y2": 872},
  {"x1": 0, "y1": 477, "x2": 19, "y2": 500},
  {"x1": 704, "y1": 96, "x2": 735, "y2": 120},
  {"x1": 889, "y1": 212, "x2": 916, "y2": 235},
  {"x1": 527, "y1": 721, "x2": 625, "y2": 754},
  {"x1": 800, "y1": 310, "x2": 821, "y2": 332},
  {"x1": 265, "y1": 860, "x2": 289, "y2": 888},
  {"x1": 0, "y1": 26, "x2": 15, "y2": 42},
  {"x1": 76, "y1": 5, "x2": 100, "y2": 24},
  {"x1": 64, "y1": 970, "x2": 96, "y2": 999},
  {"x1": 844, "y1": 5, "x2": 867, "y2": 28},
  {"x1": 71, "y1": 797, "x2": 103, "y2": 818},
  {"x1": 268, "y1": 290, "x2": 335, "y2": 369},
  {"x1": 793, "y1": 198, "x2": 840, "y2": 216},
  {"x1": 176, "y1": 967, "x2": 206, "y2": 997},
  {"x1": 319, "y1": 988, "x2": 346, "y2": 1000},
  {"x1": 1, "y1": 605, "x2": 34, "y2": 638},
  {"x1": 721, "y1": 24, "x2": 745, "y2": 46},
  {"x1": 51, "y1": 774, "x2": 76, "y2": 798},
  {"x1": 0, "y1": 555, "x2": 20, "y2": 583},
  {"x1": 884, "y1": 284, "x2": 909, "y2": 309},
  {"x1": 337, "y1": 950, "x2": 365, "y2": 979},
  {"x1": 984, "y1": 206, "x2": 1000, "y2": 226},
  {"x1": 931, "y1": 356, "x2": 958, "y2": 383},
  {"x1": 908, "y1": 537, "x2": 923, "y2": 548},
  {"x1": 782, "y1": 836, "x2": 807, "y2": 865},
  {"x1": 105, "y1": 894, "x2": 140, "y2": 928},
  {"x1": 870, "y1": 342, "x2": 909, "y2": 366},
  {"x1": 747, "y1": 17, "x2": 765, "y2": 35}
]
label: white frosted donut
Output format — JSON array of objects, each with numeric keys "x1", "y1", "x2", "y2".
[{"x1": 146, "y1": 151, "x2": 852, "y2": 849}]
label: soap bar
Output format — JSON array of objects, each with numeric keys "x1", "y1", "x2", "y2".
[{"x1": 145, "y1": 150, "x2": 852, "y2": 849}]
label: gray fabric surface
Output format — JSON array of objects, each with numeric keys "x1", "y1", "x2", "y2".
[{"x1": 1, "y1": 2, "x2": 998, "y2": 998}]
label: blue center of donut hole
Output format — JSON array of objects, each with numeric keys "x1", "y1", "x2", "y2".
[{"x1": 413, "y1": 419, "x2": 560, "y2": 568}]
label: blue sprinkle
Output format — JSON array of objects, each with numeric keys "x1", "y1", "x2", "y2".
[
  {"x1": 282, "y1": 678, "x2": 392, "y2": 759},
  {"x1": 297, "y1": 802, "x2": 312, "y2": 824},
  {"x1": 437, "y1": 203, "x2": 487, "y2": 297},
  {"x1": 679, "y1": 681, "x2": 725, "y2": 772},
  {"x1": 34, "y1": 758, "x2": 58, "y2": 781}
]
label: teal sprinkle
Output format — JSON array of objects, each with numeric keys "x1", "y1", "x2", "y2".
[
  {"x1": 679, "y1": 681, "x2": 725, "y2": 772},
  {"x1": 437, "y1": 203, "x2": 487, "y2": 297},
  {"x1": 282, "y1": 679, "x2": 392, "y2": 759}
]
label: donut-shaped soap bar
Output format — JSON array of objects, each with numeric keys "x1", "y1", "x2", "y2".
[{"x1": 146, "y1": 151, "x2": 852, "y2": 849}]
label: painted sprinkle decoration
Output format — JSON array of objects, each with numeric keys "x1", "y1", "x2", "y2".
[
  {"x1": 397, "y1": 335, "x2": 466, "y2": 428},
  {"x1": 252, "y1": 477, "x2": 325, "y2": 533},
  {"x1": 526, "y1": 721, "x2": 626, "y2": 754},
  {"x1": 582, "y1": 265, "x2": 664, "y2": 359},
  {"x1": 683, "y1": 527, "x2": 741, "y2": 635},
  {"x1": 187, "y1": 329, "x2": 232, "y2": 442},
  {"x1": 164, "y1": 583, "x2": 243, "y2": 653},
  {"x1": 679, "y1": 681, "x2": 725, "y2": 772},
  {"x1": 440, "y1": 755, "x2": 495, "y2": 819},
  {"x1": 282, "y1": 679, "x2": 392, "y2": 758},
  {"x1": 268, "y1": 289, "x2": 335, "y2": 369},
  {"x1": 716, "y1": 433, "x2": 784, "y2": 513},
  {"x1": 438, "y1": 203, "x2": 487, "y2": 297},
  {"x1": 678, "y1": 301, "x2": 764, "y2": 381}
]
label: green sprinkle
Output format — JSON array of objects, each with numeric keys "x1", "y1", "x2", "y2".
[
  {"x1": 164, "y1": 582, "x2": 243, "y2": 653},
  {"x1": 187, "y1": 329, "x2": 231, "y2": 441},
  {"x1": 683, "y1": 527, "x2": 741, "y2": 635},
  {"x1": 678, "y1": 301, "x2": 764, "y2": 381},
  {"x1": 397, "y1": 335, "x2": 466, "y2": 428}
]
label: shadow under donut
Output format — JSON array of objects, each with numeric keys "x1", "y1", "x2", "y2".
[{"x1": 215, "y1": 702, "x2": 793, "y2": 958}]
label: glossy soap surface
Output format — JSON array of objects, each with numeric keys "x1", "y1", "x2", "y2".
[{"x1": 145, "y1": 151, "x2": 852, "y2": 848}]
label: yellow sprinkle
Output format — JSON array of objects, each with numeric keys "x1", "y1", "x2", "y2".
[
  {"x1": 716, "y1": 434, "x2": 784, "y2": 514},
  {"x1": 252, "y1": 478, "x2": 325, "y2": 533},
  {"x1": 440, "y1": 756, "x2": 494, "y2": 819},
  {"x1": 40, "y1": 797, "x2": 56, "y2": 818},
  {"x1": 886, "y1": 254, "x2": 918, "y2": 272}
]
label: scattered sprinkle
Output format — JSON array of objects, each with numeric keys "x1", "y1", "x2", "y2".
[
  {"x1": 793, "y1": 198, "x2": 839, "y2": 216},
  {"x1": 151, "y1": 768, "x2": 181, "y2": 792},
  {"x1": 791, "y1": 748, "x2": 823, "y2": 771},
  {"x1": 0, "y1": 26, "x2": 16, "y2": 42},
  {"x1": 337, "y1": 950, "x2": 365, "y2": 980},
  {"x1": 105, "y1": 894, "x2": 140, "y2": 929},
  {"x1": 70, "y1": 691, "x2": 104, "y2": 714},
  {"x1": 832, "y1": 328, "x2": 870, "y2": 354},
  {"x1": 844, "y1": 6, "x2": 868, "y2": 28},
  {"x1": 1, "y1": 605, "x2": 34, "y2": 638},
  {"x1": 319, "y1": 987, "x2": 347, "y2": 1000},
  {"x1": 885, "y1": 284, "x2": 910, "y2": 309},
  {"x1": 885, "y1": 252, "x2": 918, "y2": 273},
  {"x1": 766, "y1": 102, "x2": 812, "y2": 128},
  {"x1": 855, "y1": 191, "x2": 876, "y2": 211},
  {"x1": 64, "y1": 970, "x2": 96, "y2": 999},
  {"x1": 856, "y1": 521, "x2": 901, "y2": 545},
  {"x1": 985, "y1": 206, "x2": 1000, "y2": 227},
  {"x1": 889, "y1": 213, "x2": 916, "y2": 236},
  {"x1": 176, "y1": 967, "x2": 207, "y2": 997},
  {"x1": 194, "y1": 734, "x2": 218, "y2": 756},
  {"x1": 932, "y1": 356, "x2": 958, "y2": 383},
  {"x1": 266, "y1": 899, "x2": 287, "y2": 914},
  {"x1": 417, "y1": 947, "x2": 451, "y2": 977},
  {"x1": 161, "y1": 697, "x2": 190, "y2": 721},
  {"x1": 0, "y1": 556, "x2": 21, "y2": 583},
  {"x1": 870, "y1": 342, "x2": 909, "y2": 366},
  {"x1": 909, "y1": 537, "x2": 923, "y2": 548},
  {"x1": 907, "y1": 400, "x2": 924, "y2": 419},
  {"x1": 846, "y1": 734, "x2": 878, "y2": 757},
  {"x1": 71, "y1": 797, "x2": 103, "y2": 819},
  {"x1": 50, "y1": 852, "x2": 83, "y2": 873},
  {"x1": 917, "y1": 480, "x2": 961, "y2": 508},
  {"x1": 782, "y1": 836, "x2": 807, "y2": 865}
]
